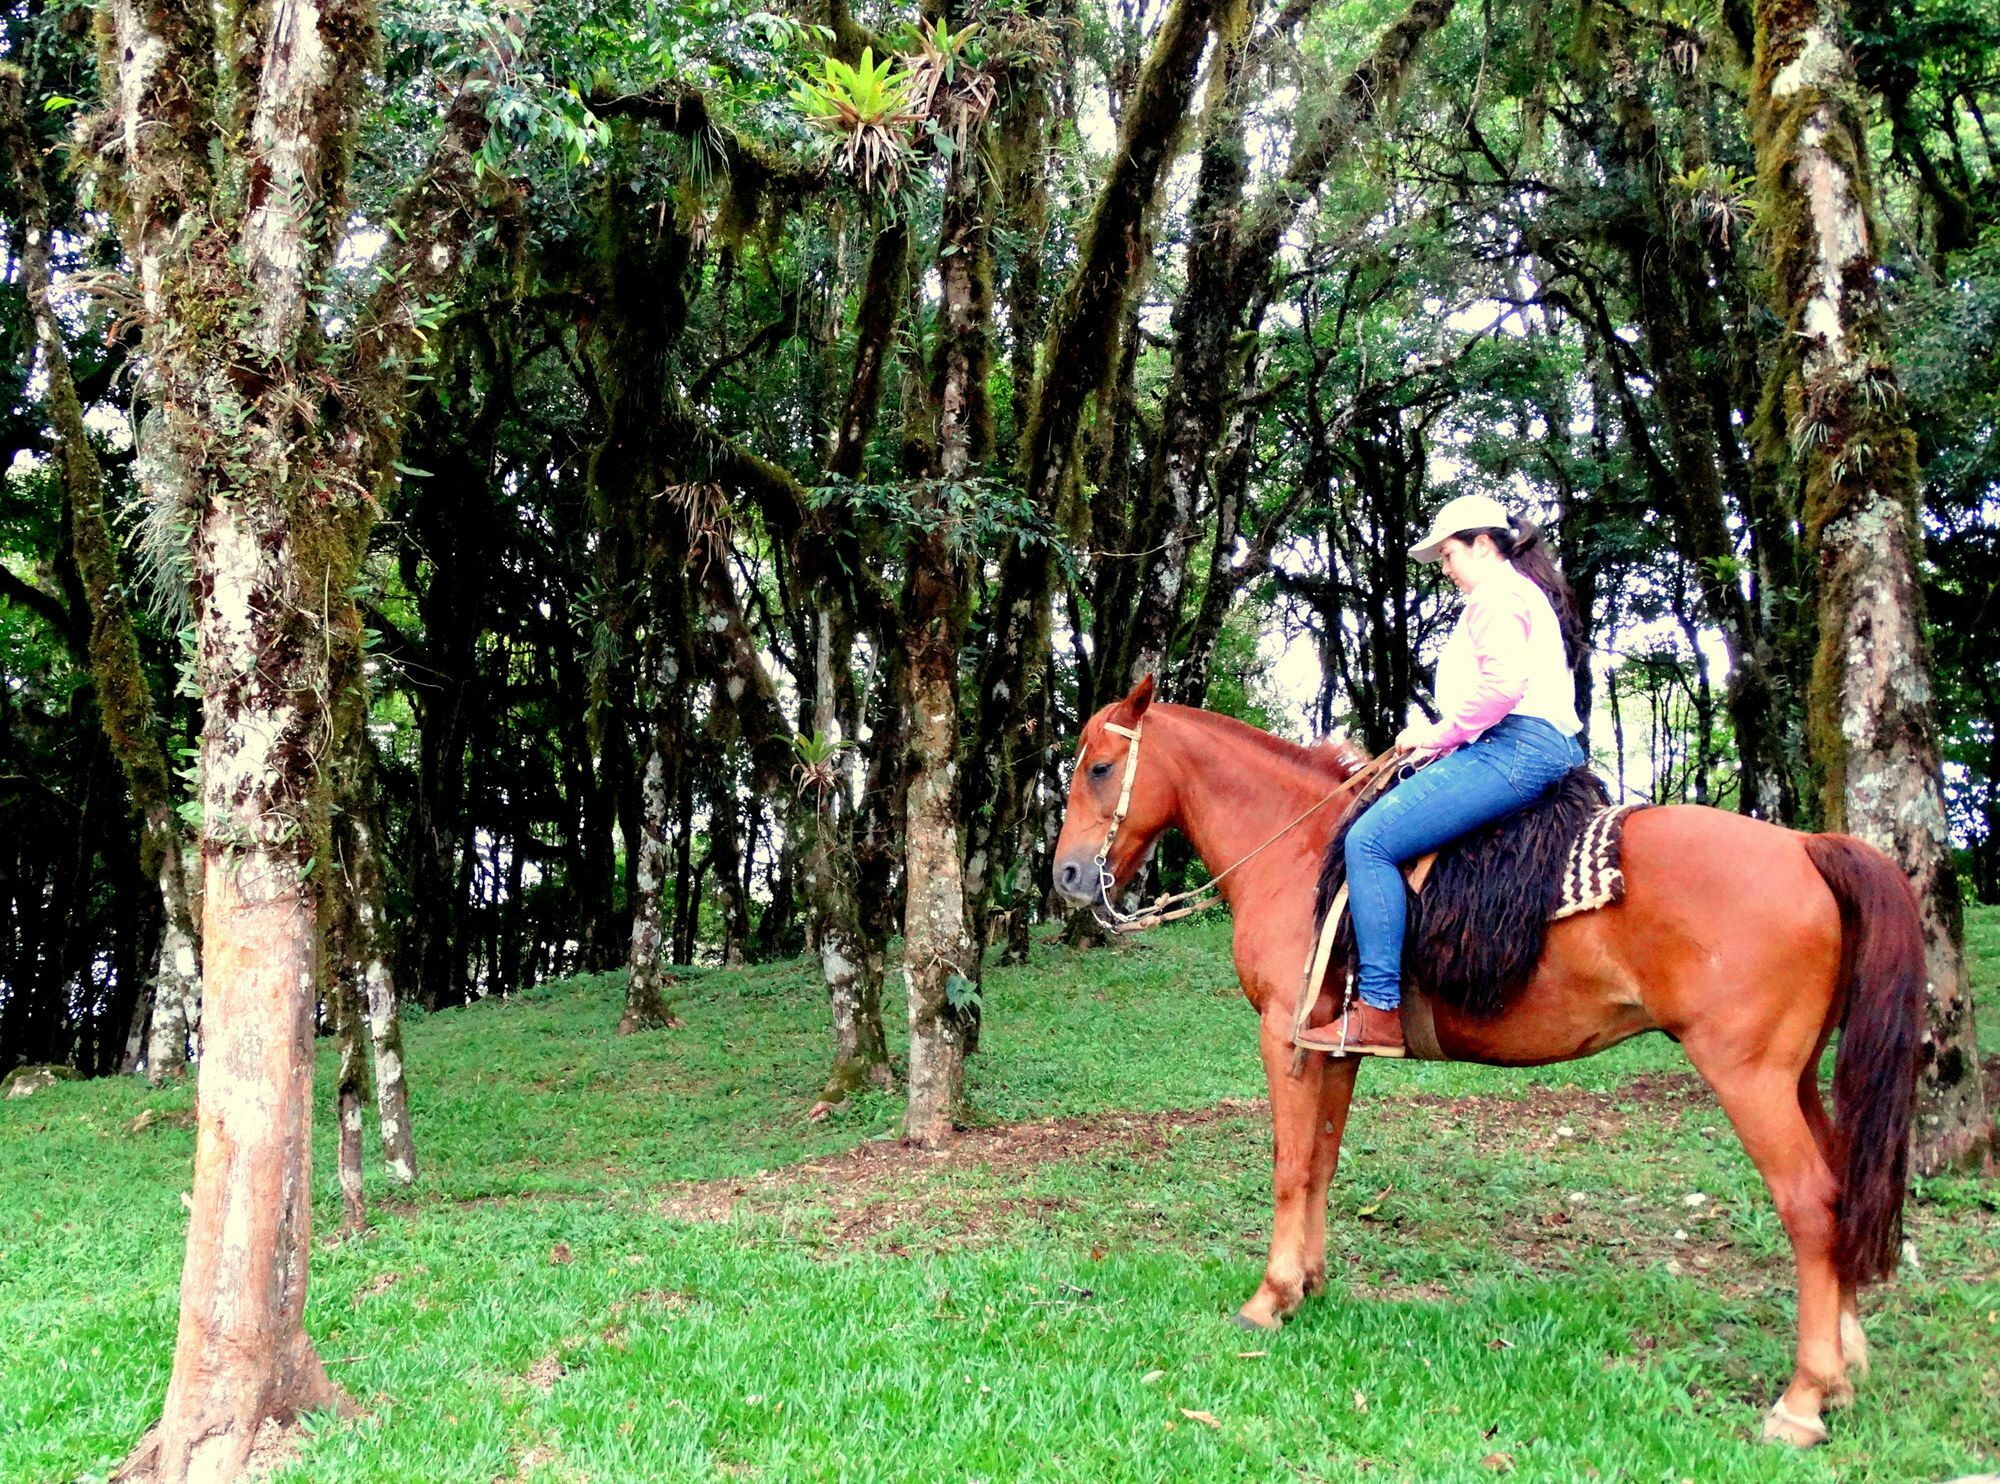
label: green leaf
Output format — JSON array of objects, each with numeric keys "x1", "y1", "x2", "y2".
[{"x1": 944, "y1": 972, "x2": 980, "y2": 1012}]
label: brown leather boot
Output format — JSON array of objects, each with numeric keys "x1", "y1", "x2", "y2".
[{"x1": 1295, "y1": 1001, "x2": 1406, "y2": 1057}]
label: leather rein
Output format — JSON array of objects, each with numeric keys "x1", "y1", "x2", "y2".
[{"x1": 1088, "y1": 720, "x2": 1411, "y2": 934}]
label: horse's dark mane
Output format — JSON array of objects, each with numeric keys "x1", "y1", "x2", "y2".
[{"x1": 1157, "y1": 704, "x2": 1360, "y2": 782}]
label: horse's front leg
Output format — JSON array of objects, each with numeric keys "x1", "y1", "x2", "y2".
[
  {"x1": 1302, "y1": 1054, "x2": 1361, "y2": 1297},
  {"x1": 1237, "y1": 1009, "x2": 1325, "y2": 1330}
]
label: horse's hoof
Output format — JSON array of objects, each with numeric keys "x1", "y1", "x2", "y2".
[
  {"x1": 1762, "y1": 1401, "x2": 1829, "y2": 1447},
  {"x1": 1231, "y1": 1309, "x2": 1281, "y2": 1333}
]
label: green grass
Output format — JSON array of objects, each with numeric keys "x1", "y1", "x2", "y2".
[{"x1": 3, "y1": 913, "x2": 1997, "y2": 1482}]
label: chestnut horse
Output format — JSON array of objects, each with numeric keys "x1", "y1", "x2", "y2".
[{"x1": 1051, "y1": 677, "x2": 1926, "y2": 1448}]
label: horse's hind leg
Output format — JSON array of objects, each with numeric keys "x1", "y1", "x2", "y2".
[
  {"x1": 1238, "y1": 1010, "x2": 1325, "y2": 1330},
  {"x1": 1302, "y1": 1056, "x2": 1362, "y2": 1297},
  {"x1": 1798, "y1": 1065, "x2": 1867, "y2": 1397},
  {"x1": 1689, "y1": 1048, "x2": 1844, "y2": 1446}
]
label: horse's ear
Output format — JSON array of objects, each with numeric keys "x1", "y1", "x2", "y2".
[{"x1": 1123, "y1": 674, "x2": 1156, "y2": 722}]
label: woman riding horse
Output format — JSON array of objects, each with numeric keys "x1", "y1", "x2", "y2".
[
  {"x1": 1299, "y1": 493, "x2": 1587, "y2": 1057},
  {"x1": 1052, "y1": 505, "x2": 1925, "y2": 1445}
]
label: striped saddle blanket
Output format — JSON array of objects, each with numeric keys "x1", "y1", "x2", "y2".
[{"x1": 1549, "y1": 803, "x2": 1646, "y2": 921}]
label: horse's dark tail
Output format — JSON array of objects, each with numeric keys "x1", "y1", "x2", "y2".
[{"x1": 1802, "y1": 833, "x2": 1928, "y2": 1288}]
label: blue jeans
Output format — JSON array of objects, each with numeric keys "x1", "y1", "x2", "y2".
[{"x1": 1347, "y1": 715, "x2": 1586, "y2": 1010}]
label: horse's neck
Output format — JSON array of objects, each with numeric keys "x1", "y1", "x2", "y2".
[{"x1": 1159, "y1": 712, "x2": 1345, "y2": 900}]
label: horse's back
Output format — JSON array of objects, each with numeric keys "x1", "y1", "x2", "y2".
[{"x1": 1426, "y1": 804, "x2": 1845, "y2": 1067}]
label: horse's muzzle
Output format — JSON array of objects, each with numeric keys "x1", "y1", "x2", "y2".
[{"x1": 1052, "y1": 855, "x2": 1094, "y2": 906}]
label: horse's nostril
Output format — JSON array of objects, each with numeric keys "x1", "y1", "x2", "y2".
[{"x1": 1057, "y1": 861, "x2": 1082, "y2": 892}]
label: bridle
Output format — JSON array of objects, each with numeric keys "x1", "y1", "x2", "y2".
[{"x1": 1084, "y1": 719, "x2": 1412, "y2": 934}]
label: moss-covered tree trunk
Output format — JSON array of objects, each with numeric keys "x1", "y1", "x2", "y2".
[
  {"x1": 621, "y1": 568, "x2": 689, "y2": 1035},
  {"x1": 802, "y1": 610, "x2": 891, "y2": 1116},
  {"x1": 91, "y1": 0, "x2": 514, "y2": 1465},
  {"x1": 1751, "y1": 0, "x2": 1992, "y2": 1171},
  {"x1": 622, "y1": 688, "x2": 683, "y2": 1033},
  {"x1": 966, "y1": 0, "x2": 1222, "y2": 958},
  {"x1": 327, "y1": 882, "x2": 369, "y2": 1237},
  {"x1": 902, "y1": 129, "x2": 995, "y2": 1147},
  {"x1": 332, "y1": 726, "x2": 419, "y2": 1185},
  {"x1": 1, "y1": 71, "x2": 203, "y2": 1082},
  {"x1": 1121, "y1": 0, "x2": 1256, "y2": 689},
  {"x1": 706, "y1": 761, "x2": 752, "y2": 968},
  {"x1": 827, "y1": 222, "x2": 910, "y2": 479}
]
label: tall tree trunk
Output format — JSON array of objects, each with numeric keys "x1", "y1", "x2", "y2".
[
  {"x1": 903, "y1": 130, "x2": 993, "y2": 1147},
  {"x1": 1751, "y1": 0, "x2": 1992, "y2": 1171},
  {"x1": 621, "y1": 704, "x2": 683, "y2": 1032},
  {"x1": 94, "y1": 0, "x2": 516, "y2": 1464},
  {"x1": 333, "y1": 728, "x2": 419, "y2": 1186},
  {"x1": 667, "y1": 362, "x2": 900, "y2": 1100},
  {"x1": 621, "y1": 568, "x2": 689, "y2": 1034},
  {"x1": 968, "y1": 0, "x2": 1224, "y2": 962},
  {"x1": 1124, "y1": 0, "x2": 1258, "y2": 689},
  {"x1": 706, "y1": 759, "x2": 751, "y2": 967},
  {"x1": 2, "y1": 73, "x2": 203, "y2": 1080},
  {"x1": 827, "y1": 222, "x2": 909, "y2": 479},
  {"x1": 146, "y1": 855, "x2": 202, "y2": 1080},
  {"x1": 803, "y1": 612, "x2": 891, "y2": 1115},
  {"x1": 327, "y1": 882, "x2": 369, "y2": 1238},
  {"x1": 690, "y1": 561, "x2": 894, "y2": 1106}
]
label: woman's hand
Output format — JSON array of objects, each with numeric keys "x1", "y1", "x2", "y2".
[{"x1": 1395, "y1": 721, "x2": 1441, "y2": 752}]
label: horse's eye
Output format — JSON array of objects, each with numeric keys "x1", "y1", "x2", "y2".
[{"x1": 1089, "y1": 760, "x2": 1114, "y2": 782}]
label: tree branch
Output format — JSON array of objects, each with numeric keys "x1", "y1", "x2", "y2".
[{"x1": 584, "y1": 83, "x2": 824, "y2": 202}]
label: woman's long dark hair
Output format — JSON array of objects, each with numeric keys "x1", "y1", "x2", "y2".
[{"x1": 1453, "y1": 517, "x2": 1582, "y2": 666}]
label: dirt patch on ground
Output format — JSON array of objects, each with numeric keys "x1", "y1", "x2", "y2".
[
  {"x1": 660, "y1": 1098, "x2": 1267, "y2": 1248},
  {"x1": 649, "y1": 1068, "x2": 1999, "y2": 1292},
  {"x1": 1389, "y1": 1072, "x2": 1710, "y2": 1158},
  {"x1": 655, "y1": 1080, "x2": 1731, "y2": 1256}
]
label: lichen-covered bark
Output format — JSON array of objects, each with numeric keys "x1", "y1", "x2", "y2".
[
  {"x1": 1751, "y1": 0, "x2": 1990, "y2": 1171},
  {"x1": 900, "y1": 606, "x2": 974, "y2": 1146},
  {"x1": 707, "y1": 767, "x2": 752, "y2": 968},
  {"x1": 326, "y1": 884, "x2": 369, "y2": 1237},
  {"x1": 802, "y1": 609, "x2": 890, "y2": 1114},
  {"x1": 803, "y1": 810, "x2": 893, "y2": 1115},
  {"x1": 620, "y1": 571, "x2": 690, "y2": 1034},
  {"x1": 331, "y1": 724, "x2": 419, "y2": 1184},
  {"x1": 1, "y1": 72, "x2": 204, "y2": 1080},
  {"x1": 902, "y1": 138, "x2": 990, "y2": 1146},
  {"x1": 146, "y1": 889, "x2": 201, "y2": 1079},
  {"x1": 620, "y1": 703, "x2": 682, "y2": 1034},
  {"x1": 90, "y1": 0, "x2": 518, "y2": 1466}
]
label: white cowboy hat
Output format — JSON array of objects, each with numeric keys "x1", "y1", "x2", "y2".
[{"x1": 1408, "y1": 494, "x2": 1516, "y2": 563}]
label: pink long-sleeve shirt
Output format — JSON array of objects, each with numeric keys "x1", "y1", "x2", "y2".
[{"x1": 1415, "y1": 564, "x2": 1582, "y2": 751}]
